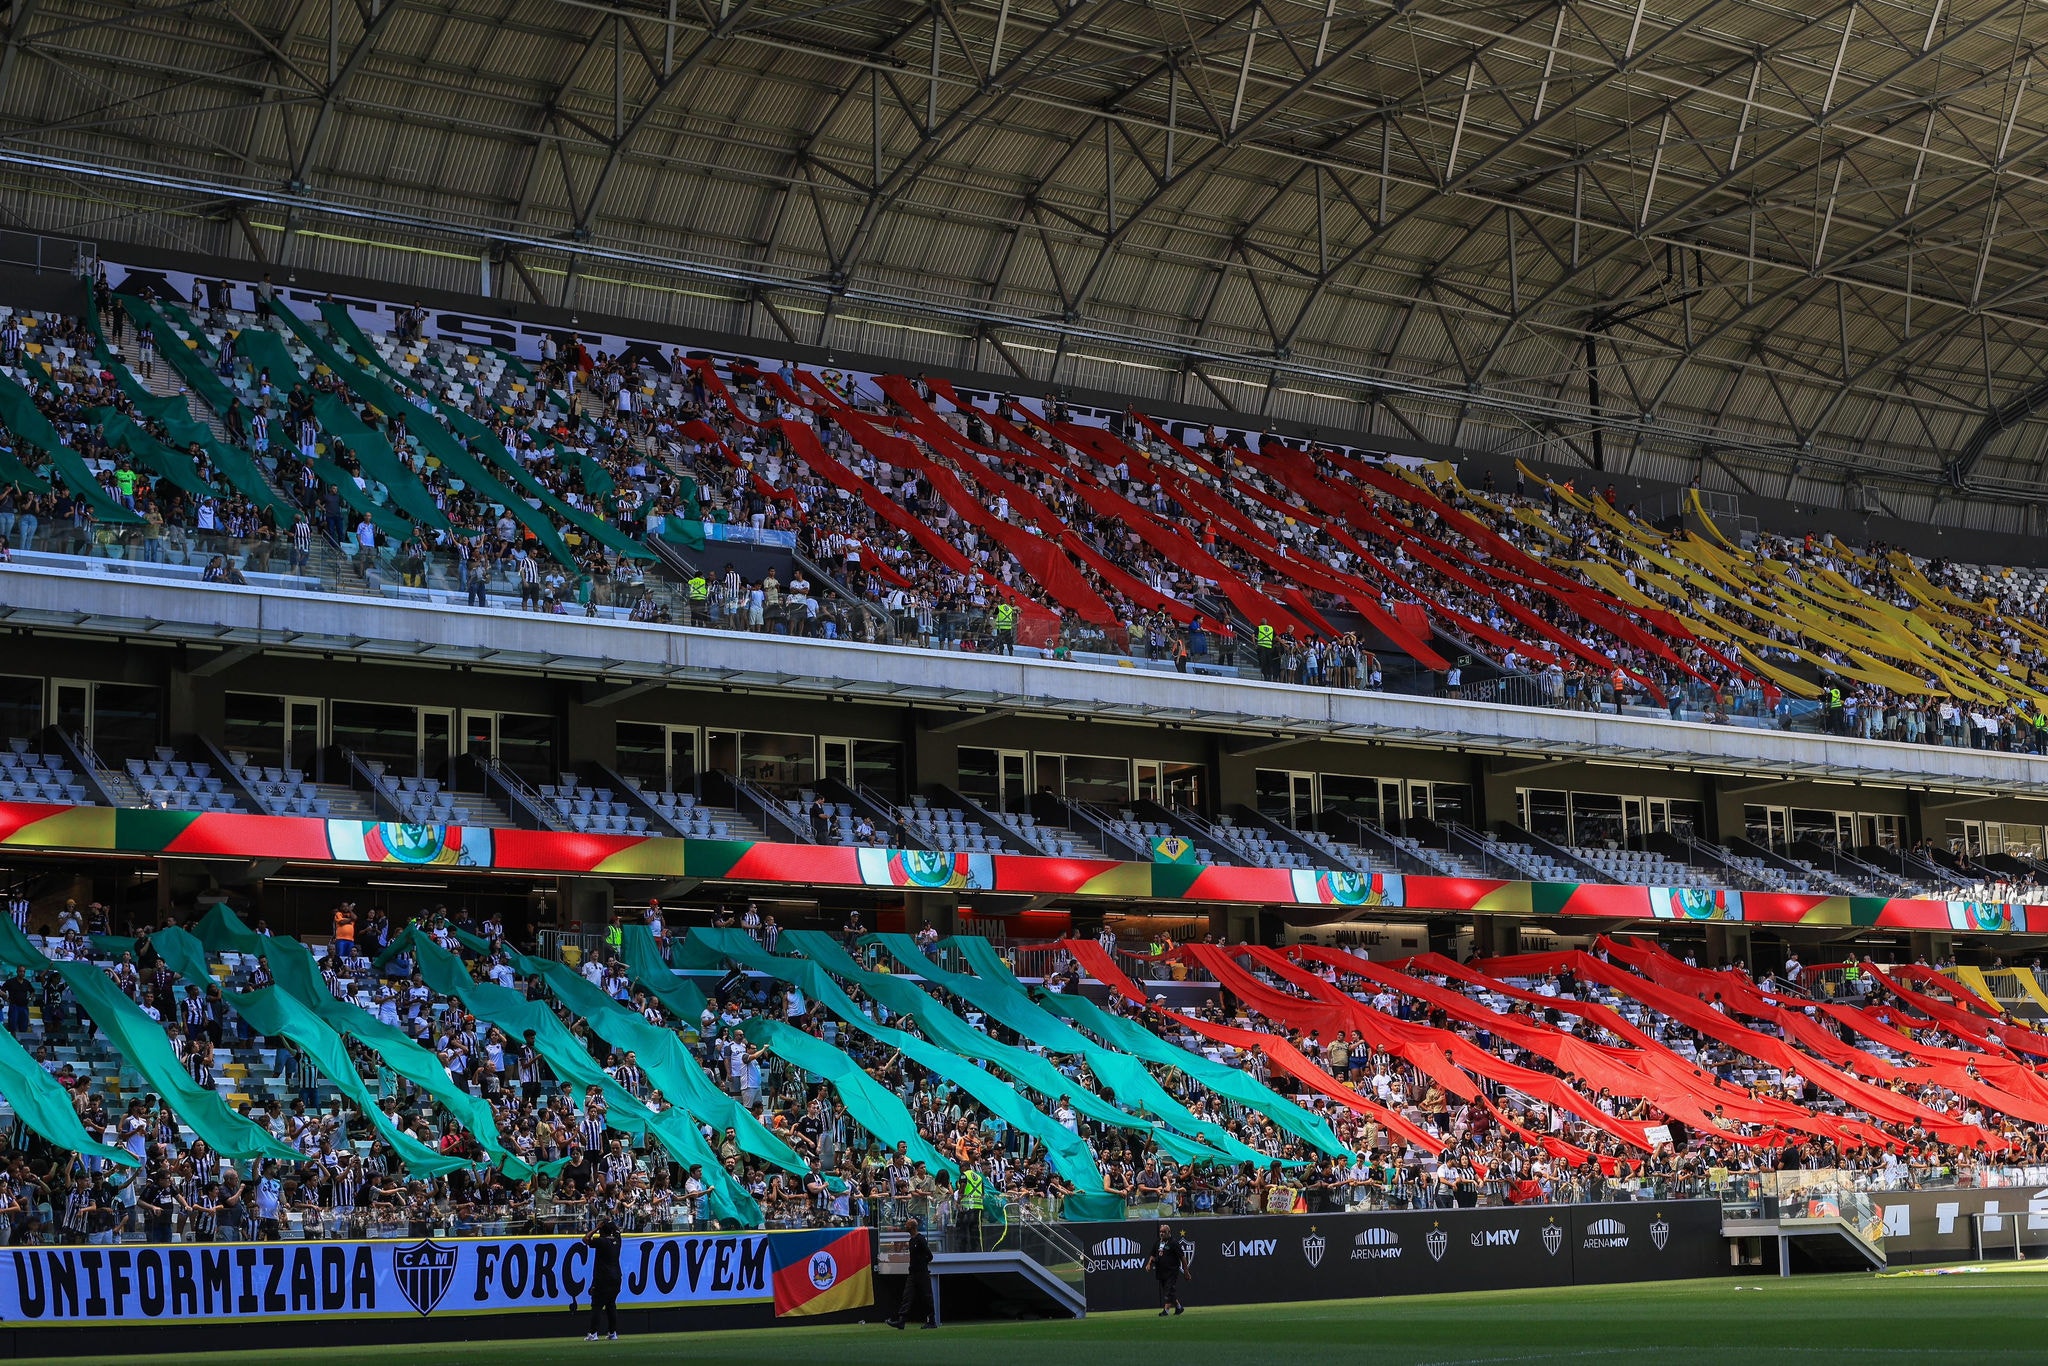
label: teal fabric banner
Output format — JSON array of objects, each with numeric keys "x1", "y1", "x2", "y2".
[{"x1": 947, "y1": 935, "x2": 1350, "y2": 1159}]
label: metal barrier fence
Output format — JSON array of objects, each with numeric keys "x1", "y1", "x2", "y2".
[{"x1": 1010, "y1": 943, "x2": 1215, "y2": 985}]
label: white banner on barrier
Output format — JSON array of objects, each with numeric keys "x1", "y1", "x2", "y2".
[{"x1": 2, "y1": 1231, "x2": 771, "y2": 1325}]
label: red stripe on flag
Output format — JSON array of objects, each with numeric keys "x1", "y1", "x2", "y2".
[{"x1": 773, "y1": 1228, "x2": 874, "y2": 1317}]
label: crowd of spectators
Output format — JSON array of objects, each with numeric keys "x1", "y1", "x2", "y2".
[
  {"x1": 2, "y1": 888, "x2": 2044, "y2": 1249},
  {"x1": 8, "y1": 288, "x2": 2048, "y2": 732}
]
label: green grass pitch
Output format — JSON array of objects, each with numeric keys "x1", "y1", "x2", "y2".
[{"x1": 42, "y1": 1270, "x2": 2048, "y2": 1366}]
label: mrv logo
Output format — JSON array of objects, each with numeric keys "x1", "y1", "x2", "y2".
[
  {"x1": 1219, "y1": 1238, "x2": 1276, "y2": 1258},
  {"x1": 1470, "y1": 1229, "x2": 1520, "y2": 1249},
  {"x1": 1582, "y1": 1218, "x2": 1630, "y2": 1251},
  {"x1": 1351, "y1": 1228, "x2": 1403, "y2": 1262},
  {"x1": 1086, "y1": 1238, "x2": 1148, "y2": 1272}
]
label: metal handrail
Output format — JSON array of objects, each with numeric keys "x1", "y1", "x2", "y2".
[
  {"x1": 472, "y1": 755, "x2": 563, "y2": 831},
  {"x1": 1009, "y1": 1200, "x2": 1087, "y2": 1264},
  {"x1": 339, "y1": 745, "x2": 409, "y2": 822},
  {"x1": 1439, "y1": 820, "x2": 1526, "y2": 880},
  {"x1": 793, "y1": 546, "x2": 897, "y2": 643}
]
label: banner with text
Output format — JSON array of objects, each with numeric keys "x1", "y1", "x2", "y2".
[{"x1": 1, "y1": 1229, "x2": 866, "y2": 1327}]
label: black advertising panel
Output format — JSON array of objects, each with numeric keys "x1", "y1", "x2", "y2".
[
  {"x1": 1568, "y1": 1201, "x2": 1723, "y2": 1282},
  {"x1": 1068, "y1": 1201, "x2": 1723, "y2": 1312}
]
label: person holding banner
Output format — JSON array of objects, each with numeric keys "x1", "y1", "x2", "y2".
[{"x1": 583, "y1": 1217, "x2": 624, "y2": 1341}]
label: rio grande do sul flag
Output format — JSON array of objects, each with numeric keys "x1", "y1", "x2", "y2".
[{"x1": 771, "y1": 1227, "x2": 874, "y2": 1317}]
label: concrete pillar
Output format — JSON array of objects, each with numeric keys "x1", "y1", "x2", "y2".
[
  {"x1": 563, "y1": 702, "x2": 612, "y2": 769},
  {"x1": 910, "y1": 726, "x2": 957, "y2": 796},
  {"x1": 1707, "y1": 778, "x2": 1751, "y2": 850},
  {"x1": 1470, "y1": 914, "x2": 1513, "y2": 959},
  {"x1": 904, "y1": 892, "x2": 958, "y2": 936},
  {"x1": 1205, "y1": 905, "x2": 1230, "y2": 942},
  {"x1": 561, "y1": 876, "x2": 613, "y2": 934},
  {"x1": 1222, "y1": 907, "x2": 1258, "y2": 944},
  {"x1": 1212, "y1": 736, "x2": 1257, "y2": 816},
  {"x1": 1908, "y1": 931, "x2": 1951, "y2": 963},
  {"x1": 165, "y1": 668, "x2": 201, "y2": 742},
  {"x1": 1705, "y1": 924, "x2": 1752, "y2": 971},
  {"x1": 1466, "y1": 753, "x2": 1494, "y2": 831}
]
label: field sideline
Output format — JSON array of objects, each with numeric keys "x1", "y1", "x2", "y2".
[{"x1": 34, "y1": 1272, "x2": 2045, "y2": 1366}]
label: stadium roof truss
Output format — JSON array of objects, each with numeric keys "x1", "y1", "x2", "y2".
[{"x1": 7, "y1": 0, "x2": 2048, "y2": 510}]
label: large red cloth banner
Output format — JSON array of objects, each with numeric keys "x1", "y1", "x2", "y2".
[
  {"x1": 1055, "y1": 940, "x2": 1442, "y2": 1151},
  {"x1": 1476, "y1": 948, "x2": 1999, "y2": 1149}
]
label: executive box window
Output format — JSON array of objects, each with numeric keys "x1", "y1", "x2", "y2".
[
  {"x1": 1568, "y1": 792, "x2": 1625, "y2": 846},
  {"x1": 1320, "y1": 774, "x2": 1387, "y2": 825},
  {"x1": 495, "y1": 713, "x2": 555, "y2": 787},
  {"x1": 1427, "y1": 783, "x2": 1473, "y2": 826},
  {"x1": 1653, "y1": 799, "x2": 1706, "y2": 839},
  {"x1": 332, "y1": 701, "x2": 420, "y2": 775},
  {"x1": 90, "y1": 684, "x2": 161, "y2": 764},
  {"x1": 1518, "y1": 789, "x2": 1571, "y2": 844},
  {"x1": 224, "y1": 693, "x2": 286, "y2": 770},
  {"x1": 0, "y1": 674, "x2": 39, "y2": 747},
  {"x1": 850, "y1": 740, "x2": 904, "y2": 802},
  {"x1": 707, "y1": 731, "x2": 814, "y2": 790},
  {"x1": 1037, "y1": 753, "x2": 1131, "y2": 805},
  {"x1": 1135, "y1": 760, "x2": 1203, "y2": 810},
  {"x1": 957, "y1": 748, "x2": 1029, "y2": 811},
  {"x1": 1791, "y1": 808, "x2": 1853, "y2": 848},
  {"x1": 1256, "y1": 770, "x2": 1316, "y2": 825},
  {"x1": 617, "y1": 723, "x2": 697, "y2": 794},
  {"x1": 1746, "y1": 805, "x2": 1789, "y2": 851}
]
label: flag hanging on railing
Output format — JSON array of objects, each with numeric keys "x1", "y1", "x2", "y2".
[{"x1": 771, "y1": 1227, "x2": 875, "y2": 1317}]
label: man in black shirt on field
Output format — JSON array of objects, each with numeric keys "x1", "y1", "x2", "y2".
[
  {"x1": 583, "y1": 1218, "x2": 623, "y2": 1341},
  {"x1": 1148, "y1": 1222, "x2": 1188, "y2": 1316},
  {"x1": 884, "y1": 1215, "x2": 935, "y2": 1330}
]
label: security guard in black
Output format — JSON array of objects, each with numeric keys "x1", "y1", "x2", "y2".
[
  {"x1": 1148, "y1": 1222, "x2": 1187, "y2": 1316},
  {"x1": 886, "y1": 1215, "x2": 936, "y2": 1329},
  {"x1": 584, "y1": 1219, "x2": 624, "y2": 1339}
]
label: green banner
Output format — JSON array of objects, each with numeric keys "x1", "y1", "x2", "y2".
[
  {"x1": 0, "y1": 919, "x2": 298, "y2": 1163},
  {"x1": 0, "y1": 370, "x2": 140, "y2": 523},
  {"x1": 151, "y1": 928, "x2": 470, "y2": 1177},
  {"x1": 458, "y1": 929, "x2": 804, "y2": 1176},
  {"x1": 401, "y1": 933, "x2": 761, "y2": 1226},
  {"x1": 947, "y1": 936, "x2": 1349, "y2": 1159},
  {"x1": 782, "y1": 930, "x2": 1226, "y2": 1169},
  {"x1": 867, "y1": 933, "x2": 1268, "y2": 1163},
  {"x1": 144, "y1": 928, "x2": 466, "y2": 1177},
  {"x1": 673, "y1": 929, "x2": 1110, "y2": 1197},
  {"x1": 190, "y1": 906, "x2": 545, "y2": 1178},
  {"x1": 0, "y1": 1007, "x2": 138, "y2": 1166},
  {"x1": 314, "y1": 303, "x2": 654, "y2": 563},
  {"x1": 102, "y1": 312, "x2": 296, "y2": 527},
  {"x1": 268, "y1": 301, "x2": 580, "y2": 568}
]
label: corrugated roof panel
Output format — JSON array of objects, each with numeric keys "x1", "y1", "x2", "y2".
[{"x1": 4, "y1": 0, "x2": 2048, "y2": 501}]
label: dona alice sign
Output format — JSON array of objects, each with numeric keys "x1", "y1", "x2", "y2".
[{"x1": 3, "y1": 1231, "x2": 775, "y2": 1325}]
